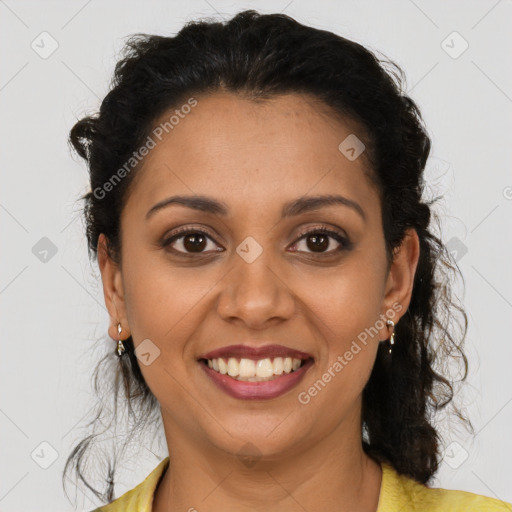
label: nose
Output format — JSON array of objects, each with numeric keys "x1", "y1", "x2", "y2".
[{"x1": 216, "y1": 245, "x2": 296, "y2": 330}]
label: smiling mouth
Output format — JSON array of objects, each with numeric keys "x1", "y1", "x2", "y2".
[{"x1": 199, "y1": 356, "x2": 313, "y2": 382}]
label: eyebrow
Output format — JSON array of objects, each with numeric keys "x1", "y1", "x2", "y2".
[{"x1": 145, "y1": 194, "x2": 366, "y2": 222}]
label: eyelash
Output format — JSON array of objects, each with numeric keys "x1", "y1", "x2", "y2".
[{"x1": 161, "y1": 225, "x2": 351, "y2": 258}]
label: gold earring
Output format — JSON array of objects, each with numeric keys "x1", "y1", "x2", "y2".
[
  {"x1": 386, "y1": 319, "x2": 396, "y2": 355},
  {"x1": 116, "y1": 322, "x2": 126, "y2": 357}
]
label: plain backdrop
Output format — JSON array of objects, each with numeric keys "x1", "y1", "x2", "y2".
[{"x1": 1, "y1": 0, "x2": 511, "y2": 510}]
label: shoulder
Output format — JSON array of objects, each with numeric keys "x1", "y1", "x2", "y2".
[
  {"x1": 379, "y1": 462, "x2": 512, "y2": 511},
  {"x1": 87, "y1": 457, "x2": 170, "y2": 512}
]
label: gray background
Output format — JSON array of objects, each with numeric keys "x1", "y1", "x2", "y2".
[{"x1": 1, "y1": 0, "x2": 511, "y2": 510}]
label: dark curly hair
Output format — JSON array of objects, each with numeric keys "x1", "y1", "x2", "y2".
[{"x1": 62, "y1": 9, "x2": 473, "y2": 506}]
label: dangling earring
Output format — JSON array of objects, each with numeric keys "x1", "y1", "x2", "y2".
[
  {"x1": 386, "y1": 319, "x2": 396, "y2": 355},
  {"x1": 116, "y1": 322, "x2": 126, "y2": 357}
]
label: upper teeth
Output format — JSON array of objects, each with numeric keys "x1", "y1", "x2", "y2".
[{"x1": 207, "y1": 357, "x2": 302, "y2": 378}]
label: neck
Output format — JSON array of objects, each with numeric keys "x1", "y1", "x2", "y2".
[{"x1": 152, "y1": 416, "x2": 382, "y2": 512}]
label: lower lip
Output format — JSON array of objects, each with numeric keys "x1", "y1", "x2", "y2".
[{"x1": 199, "y1": 358, "x2": 314, "y2": 400}]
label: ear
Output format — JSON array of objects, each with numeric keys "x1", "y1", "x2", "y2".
[
  {"x1": 379, "y1": 228, "x2": 420, "y2": 337},
  {"x1": 97, "y1": 233, "x2": 130, "y2": 341}
]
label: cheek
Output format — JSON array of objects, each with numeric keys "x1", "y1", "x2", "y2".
[
  {"x1": 121, "y1": 251, "x2": 221, "y2": 370},
  {"x1": 297, "y1": 295, "x2": 381, "y2": 421},
  {"x1": 120, "y1": 256, "x2": 204, "y2": 402},
  {"x1": 296, "y1": 254, "x2": 384, "y2": 391},
  {"x1": 298, "y1": 252, "x2": 385, "y2": 337},
  {"x1": 120, "y1": 260, "x2": 235, "y2": 429}
]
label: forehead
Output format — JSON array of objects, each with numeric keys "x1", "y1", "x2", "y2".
[{"x1": 124, "y1": 92, "x2": 379, "y2": 221}]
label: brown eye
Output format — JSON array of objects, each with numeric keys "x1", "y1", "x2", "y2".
[
  {"x1": 180, "y1": 232, "x2": 208, "y2": 252},
  {"x1": 305, "y1": 233, "x2": 330, "y2": 252},
  {"x1": 161, "y1": 225, "x2": 351, "y2": 258},
  {"x1": 290, "y1": 227, "x2": 351, "y2": 255},
  {"x1": 162, "y1": 228, "x2": 222, "y2": 256}
]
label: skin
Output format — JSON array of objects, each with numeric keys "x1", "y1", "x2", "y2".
[{"x1": 98, "y1": 91, "x2": 420, "y2": 512}]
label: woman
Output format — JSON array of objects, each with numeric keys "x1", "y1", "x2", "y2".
[{"x1": 63, "y1": 9, "x2": 511, "y2": 512}]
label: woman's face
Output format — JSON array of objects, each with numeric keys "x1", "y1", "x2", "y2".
[{"x1": 99, "y1": 91, "x2": 418, "y2": 461}]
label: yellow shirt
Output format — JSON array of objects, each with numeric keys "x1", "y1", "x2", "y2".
[{"x1": 92, "y1": 456, "x2": 512, "y2": 511}]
